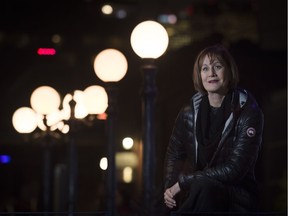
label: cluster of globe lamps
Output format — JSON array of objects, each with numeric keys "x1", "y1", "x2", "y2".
[{"x1": 12, "y1": 20, "x2": 169, "y2": 215}]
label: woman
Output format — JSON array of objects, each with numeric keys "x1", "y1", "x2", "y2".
[{"x1": 163, "y1": 44, "x2": 264, "y2": 214}]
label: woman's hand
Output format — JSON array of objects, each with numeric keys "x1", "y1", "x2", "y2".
[{"x1": 164, "y1": 182, "x2": 181, "y2": 208}]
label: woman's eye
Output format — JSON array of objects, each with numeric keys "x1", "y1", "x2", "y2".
[
  {"x1": 214, "y1": 65, "x2": 223, "y2": 70},
  {"x1": 202, "y1": 67, "x2": 208, "y2": 72}
]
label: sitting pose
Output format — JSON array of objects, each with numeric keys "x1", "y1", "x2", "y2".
[{"x1": 163, "y1": 44, "x2": 264, "y2": 215}]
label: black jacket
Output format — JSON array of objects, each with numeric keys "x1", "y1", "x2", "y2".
[{"x1": 164, "y1": 88, "x2": 264, "y2": 211}]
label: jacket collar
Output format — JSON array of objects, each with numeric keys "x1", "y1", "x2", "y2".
[
  {"x1": 191, "y1": 88, "x2": 248, "y2": 113},
  {"x1": 190, "y1": 88, "x2": 248, "y2": 164}
]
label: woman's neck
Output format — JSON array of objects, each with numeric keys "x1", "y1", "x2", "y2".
[{"x1": 208, "y1": 93, "x2": 226, "y2": 107}]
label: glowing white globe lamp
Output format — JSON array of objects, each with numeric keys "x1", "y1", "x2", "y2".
[
  {"x1": 130, "y1": 20, "x2": 169, "y2": 59},
  {"x1": 83, "y1": 85, "x2": 108, "y2": 115},
  {"x1": 94, "y1": 49, "x2": 128, "y2": 82},
  {"x1": 30, "y1": 86, "x2": 61, "y2": 115},
  {"x1": 12, "y1": 107, "x2": 38, "y2": 133}
]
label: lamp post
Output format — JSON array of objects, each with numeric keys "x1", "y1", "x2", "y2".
[
  {"x1": 30, "y1": 86, "x2": 61, "y2": 213},
  {"x1": 13, "y1": 86, "x2": 61, "y2": 214},
  {"x1": 12, "y1": 85, "x2": 108, "y2": 215},
  {"x1": 94, "y1": 48, "x2": 128, "y2": 216},
  {"x1": 130, "y1": 20, "x2": 169, "y2": 213},
  {"x1": 62, "y1": 86, "x2": 108, "y2": 215}
]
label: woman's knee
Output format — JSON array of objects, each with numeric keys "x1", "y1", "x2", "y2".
[
  {"x1": 189, "y1": 176, "x2": 228, "y2": 198},
  {"x1": 180, "y1": 176, "x2": 230, "y2": 212}
]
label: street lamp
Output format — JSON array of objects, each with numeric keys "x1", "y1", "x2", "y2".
[
  {"x1": 63, "y1": 85, "x2": 108, "y2": 215},
  {"x1": 56, "y1": 86, "x2": 108, "y2": 215},
  {"x1": 31, "y1": 86, "x2": 61, "y2": 213},
  {"x1": 13, "y1": 85, "x2": 61, "y2": 213},
  {"x1": 93, "y1": 48, "x2": 128, "y2": 216},
  {"x1": 130, "y1": 20, "x2": 169, "y2": 213},
  {"x1": 12, "y1": 85, "x2": 108, "y2": 214}
]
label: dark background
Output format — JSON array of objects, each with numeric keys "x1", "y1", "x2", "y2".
[{"x1": 0, "y1": 0, "x2": 286, "y2": 214}]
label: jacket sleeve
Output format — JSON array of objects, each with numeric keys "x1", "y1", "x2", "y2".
[
  {"x1": 164, "y1": 106, "x2": 190, "y2": 190},
  {"x1": 178, "y1": 100, "x2": 264, "y2": 190}
]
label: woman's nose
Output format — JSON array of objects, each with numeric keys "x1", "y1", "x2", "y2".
[{"x1": 209, "y1": 68, "x2": 216, "y2": 76}]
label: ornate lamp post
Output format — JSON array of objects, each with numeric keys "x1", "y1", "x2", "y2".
[
  {"x1": 31, "y1": 86, "x2": 61, "y2": 213},
  {"x1": 13, "y1": 85, "x2": 61, "y2": 213},
  {"x1": 94, "y1": 48, "x2": 128, "y2": 216},
  {"x1": 130, "y1": 20, "x2": 169, "y2": 213},
  {"x1": 12, "y1": 85, "x2": 108, "y2": 215},
  {"x1": 62, "y1": 86, "x2": 108, "y2": 215}
]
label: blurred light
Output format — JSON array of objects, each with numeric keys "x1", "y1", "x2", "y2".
[
  {"x1": 0, "y1": 155, "x2": 11, "y2": 164},
  {"x1": 51, "y1": 34, "x2": 62, "y2": 44},
  {"x1": 62, "y1": 93, "x2": 73, "y2": 120},
  {"x1": 97, "y1": 112, "x2": 107, "y2": 120},
  {"x1": 94, "y1": 49, "x2": 128, "y2": 82},
  {"x1": 166, "y1": 27, "x2": 176, "y2": 37},
  {"x1": 115, "y1": 9, "x2": 127, "y2": 19},
  {"x1": 123, "y1": 166, "x2": 133, "y2": 183},
  {"x1": 73, "y1": 90, "x2": 89, "y2": 119},
  {"x1": 30, "y1": 86, "x2": 61, "y2": 115},
  {"x1": 130, "y1": 20, "x2": 169, "y2": 59},
  {"x1": 116, "y1": 152, "x2": 138, "y2": 168},
  {"x1": 60, "y1": 124, "x2": 70, "y2": 134},
  {"x1": 57, "y1": 121, "x2": 64, "y2": 129},
  {"x1": 102, "y1": 4, "x2": 113, "y2": 15},
  {"x1": 83, "y1": 85, "x2": 108, "y2": 115},
  {"x1": 100, "y1": 157, "x2": 108, "y2": 170},
  {"x1": 12, "y1": 107, "x2": 38, "y2": 133},
  {"x1": 158, "y1": 14, "x2": 177, "y2": 24},
  {"x1": 36, "y1": 113, "x2": 47, "y2": 131},
  {"x1": 37, "y1": 48, "x2": 56, "y2": 55},
  {"x1": 54, "y1": 121, "x2": 66, "y2": 132},
  {"x1": 122, "y1": 137, "x2": 134, "y2": 150},
  {"x1": 46, "y1": 109, "x2": 63, "y2": 127}
]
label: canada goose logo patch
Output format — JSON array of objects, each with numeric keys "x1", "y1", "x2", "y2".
[{"x1": 247, "y1": 127, "x2": 256, "y2": 137}]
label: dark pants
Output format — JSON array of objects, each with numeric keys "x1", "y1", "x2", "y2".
[{"x1": 173, "y1": 176, "x2": 230, "y2": 214}]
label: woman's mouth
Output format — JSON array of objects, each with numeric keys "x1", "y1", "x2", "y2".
[{"x1": 208, "y1": 80, "x2": 218, "y2": 83}]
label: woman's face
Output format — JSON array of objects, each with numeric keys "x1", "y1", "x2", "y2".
[{"x1": 200, "y1": 55, "x2": 227, "y2": 94}]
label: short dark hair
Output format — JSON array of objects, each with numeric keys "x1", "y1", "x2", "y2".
[{"x1": 193, "y1": 44, "x2": 239, "y2": 94}]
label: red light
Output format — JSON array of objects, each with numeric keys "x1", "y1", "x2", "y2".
[
  {"x1": 37, "y1": 48, "x2": 56, "y2": 55},
  {"x1": 97, "y1": 112, "x2": 107, "y2": 120}
]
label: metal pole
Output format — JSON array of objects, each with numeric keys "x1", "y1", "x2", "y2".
[
  {"x1": 43, "y1": 135, "x2": 52, "y2": 215},
  {"x1": 141, "y1": 59, "x2": 157, "y2": 214},
  {"x1": 106, "y1": 83, "x2": 117, "y2": 216},
  {"x1": 67, "y1": 133, "x2": 77, "y2": 215},
  {"x1": 67, "y1": 100, "x2": 78, "y2": 216}
]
